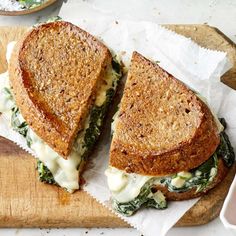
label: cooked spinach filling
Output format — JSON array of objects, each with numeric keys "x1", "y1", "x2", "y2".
[
  {"x1": 6, "y1": 58, "x2": 122, "y2": 185},
  {"x1": 113, "y1": 182, "x2": 167, "y2": 216},
  {"x1": 163, "y1": 153, "x2": 218, "y2": 193},
  {"x1": 37, "y1": 88, "x2": 119, "y2": 184},
  {"x1": 113, "y1": 119, "x2": 235, "y2": 216},
  {"x1": 217, "y1": 118, "x2": 235, "y2": 167},
  {"x1": 18, "y1": 0, "x2": 47, "y2": 9},
  {"x1": 9, "y1": 103, "x2": 56, "y2": 184},
  {"x1": 11, "y1": 107, "x2": 28, "y2": 137},
  {"x1": 37, "y1": 160, "x2": 55, "y2": 184},
  {"x1": 10, "y1": 102, "x2": 57, "y2": 184},
  {"x1": 81, "y1": 88, "x2": 116, "y2": 158}
]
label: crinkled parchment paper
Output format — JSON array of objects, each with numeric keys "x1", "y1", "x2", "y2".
[{"x1": 0, "y1": 1, "x2": 235, "y2": 236}]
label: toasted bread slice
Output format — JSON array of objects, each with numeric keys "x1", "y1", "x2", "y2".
[
  {"x1": 153, "y1": 158, "x2": 229, "y2": 200},
  {"x1": 9, "y1": 21, "x2": 112, "y2": 158},
  {"x1": 110, "y1": 52, "x2": 220, "y2": 176}
]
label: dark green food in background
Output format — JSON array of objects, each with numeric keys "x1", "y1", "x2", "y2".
[{"x1": 18, "y1": 0, "x2": 46, "y2": 9}]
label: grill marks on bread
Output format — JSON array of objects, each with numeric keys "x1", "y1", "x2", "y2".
[
  {"x1": 110, "y1": 52, "x2": 220, "y2": 175},
  {"x1": 9, "y1": 21, "x2": 112, "y2": 157}
]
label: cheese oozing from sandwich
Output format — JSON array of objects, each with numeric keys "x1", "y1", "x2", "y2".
[
  {"x1": 106, "y1": 96, "x2": 224, "y2": 215},
  {"x1": 0, "y1": 42, "x2": 121, "y2": 192},
  {"x1": 105, "y1": 162, "x2": 218, "y2": 204},
  {"x1": 105, "y1": 156, "x2": 219, "y2": 216},
  {"x1": 108, "y1": 103, "x2": 222, "y2": 202}
]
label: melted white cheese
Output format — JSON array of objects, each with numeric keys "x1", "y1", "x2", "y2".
[
  {"x1": 0, "y1": 72, "x2": 14, "y2": 115},
  {"x1": 28, "y1": 128, "x2": 82, "y2": 192},
  {"x1": 105, "y1": 167, "x2": 194, "y2": 203},
  {"x1": 111, "y1": 109, "x2": 119, "y2": 134},
  {"x1": 177, "y1": 171, "x2": 192, "y2": 179},
  {"x1": 107, "y1": 94, "x2": 223, "y2": 202},
  {"x1": 195, "y1": 170, "x2": 202, "y2": 176},
  {"x1": 209, "y1": 167, "x2": 217, "y2": 182},
  {"x1": 152, "y1": 190, "x2": 166, "y2": 205},
  {"x1": 95, "y1": 67, "x2": 117, "y2": 106},
  {"x1": 0, "y1": 72, "x2": 83, "y2": 192},
  {"x1": 6, "y1": 41, "x2": 16, "y2": 64},
  {"x1": 105, "y1": 167, "x2": 153, "y2": 203},
  {"x1": 0, "y1": 68, "x2": 115, "y2": 192},
  {"x1": 0, "y1": 42, "x2": 117, "y2": 192},
  {"x1": 170, "y1": 177, "x2": 185, "y2": 188},
  {"x1": 105, "y1": 167, "x2": 128, "y2": 192}
]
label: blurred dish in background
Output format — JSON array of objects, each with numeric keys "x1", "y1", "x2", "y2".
[
  {"x1": 0, "y1": 0, "x2": 56, "y2": 15},
  {"x1": 220, "y1": 174, "x2": 236, "y2": 235}
]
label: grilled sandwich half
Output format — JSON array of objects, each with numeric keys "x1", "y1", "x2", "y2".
[
  {"x1": 105, "y1": 52, "x2": 235, "y2": 216},
  {"x1": 0, "y1": 21, "x2": 122, "y2": 192}
]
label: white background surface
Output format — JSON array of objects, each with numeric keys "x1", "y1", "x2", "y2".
[{"x1": 0, "y1": 1, "x2": 235, "y2": 236}]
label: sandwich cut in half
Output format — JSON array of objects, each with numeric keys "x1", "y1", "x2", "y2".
[
  {"x1": 0, "y1": 21, "x2": 122, "y2": 192},
  {"x1": 105, "y1": 52, "x2": 235, "y2": 216}
]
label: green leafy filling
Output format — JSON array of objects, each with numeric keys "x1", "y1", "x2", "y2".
[
  {"x1": 18, "y1": 0, "x2": 46, "y2": 9},
  {"x1": 11, "y1": 107, "x2": 28, "y2": 137},
  {"x1": 82, "y1": 89, "x2": 115, "y2": 157},
  {"x1": 3, "y1": 87, "x2": 12, "y2": 98},
  {"x1": 217, "y1": 118, "x2": 235, "y2": 167},
  {"x1": 113, "y1": 181, "x2": 167, "y2": 216},
  {"x1": 114, "y1": 119, "x2": 235, "y2": 216},
  {"x1": 9, "y1": 104, "x2": 55, "y2": 184},
  {"x1": 37, "y1": 160, "x2": 55, "y2": 184},
  {"x1": 164, "y1": 154, "x2": 218, "y2": 193}
]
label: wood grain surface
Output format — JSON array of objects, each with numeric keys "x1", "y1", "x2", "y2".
[{"x1": 0, "y1": 25, "x2": 235, "y2": 228}]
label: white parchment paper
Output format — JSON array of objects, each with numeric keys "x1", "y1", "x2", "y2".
[
  {"x1": 0, "y1": 1, "x2": 235, "y2": 236},
  {"x1": 60, "y1": 0, "x2": 236, "y2": 236},
  {"x1": 58, "y1": 2, "x2": 236, "y2": 235}
]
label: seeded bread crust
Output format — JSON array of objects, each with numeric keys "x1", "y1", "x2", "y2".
[
  {"x1": 153, "y1": 158, "x2": 229, "y2": 200},
  {"x1": 9, "y1": 21, "x2": 112, "y2": 158},
  {"x1": 110, "y1": 52, "x2": 220, "y2": 175}
]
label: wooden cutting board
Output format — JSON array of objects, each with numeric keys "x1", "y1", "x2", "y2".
[{"x1": 0, "y1": 25, "x2": 235, "y2": 228}]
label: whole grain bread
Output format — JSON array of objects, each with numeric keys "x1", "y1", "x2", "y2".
[
  {"x1": 9, "y1": 21, "x2": 112, "y2": 158},
  {"x1": 110, "y1": 52, "x2": 220, "y2": 175},
  {"x1": 153, "y1": 158, "x2": 229, "y2": 200}
]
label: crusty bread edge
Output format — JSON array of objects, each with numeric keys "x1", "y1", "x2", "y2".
[
  {"x1": 9, "y1": 21, "x2": 112, "y2": 158},
  {"x1": 110, "y1": 51, "x2": 220, "y2": 175}
]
